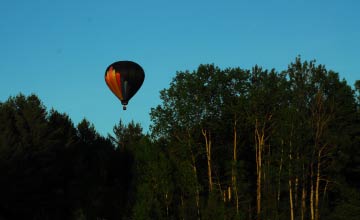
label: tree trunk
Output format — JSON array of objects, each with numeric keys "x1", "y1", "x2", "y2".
[
  {"x1": 165, "y1": 192, "x2": 169, "y2": 218},
  {"x1": 310, "y1": 163, "x2": 315, "y2": 220},
  {"x1": 277, "y1": 141, "x2": 284, "y2": 203},
  {"x1": 289, "y1": 178, "x2": 294, "y2": 220},
  {"x1": 255, "y1": 119, "x2": 265, "y2": 219},
  {"x1": 315, "y1": 159, "x2": 320, "y2": 220},
  {"x1": 295, "y1": 153, "x2": 300, "y2": 210},
  {"x1": 315, "y1": 145, "x2": 325, "y2": 220},
  {"x1": 289, "y1": 148, "x2": 294, "y2": 220},
  {"x1": 232, "y1": 117, "x2": 239, "y2": 214},
  {"x1": 301, "y1": 184, "x2": 306, "y2": 220},
  {"x1": 202, "y1": 129, "x2": 213, "y2": 192},
  {"x1": 311, "y1": 90, "x2": 333, "y2": 220}
]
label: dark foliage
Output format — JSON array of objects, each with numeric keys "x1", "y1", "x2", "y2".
[{"x1": 0, "y1": 95, "x2": 136, "y2": 220}]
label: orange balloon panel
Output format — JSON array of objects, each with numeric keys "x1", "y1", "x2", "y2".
[{"x1": 105, "y1": 66, "x2": 123, "y2": 100}]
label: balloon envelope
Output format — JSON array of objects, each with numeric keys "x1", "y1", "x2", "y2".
[{"x1": 105, "y1": 61, "x2": 145, "y2": 110}]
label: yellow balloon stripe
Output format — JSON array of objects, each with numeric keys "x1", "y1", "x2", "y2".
[
  {"x1": 105, "y1": 71, "x2": 116, "y2": 95},
  {"x1": 110, "y1": 69, "x2": 122, "y2": 100},
  {"x1": 106, "y1": 68, "x2": 122, "y2": 100}
]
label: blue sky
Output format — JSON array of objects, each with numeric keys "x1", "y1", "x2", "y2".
[{"x1": 1, "y1": 0, "x2": 359, "y2": 136}]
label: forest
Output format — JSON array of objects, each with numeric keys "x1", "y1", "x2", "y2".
[{"x1": 0, "y1": 57, "x2": 359, "y2": 220}]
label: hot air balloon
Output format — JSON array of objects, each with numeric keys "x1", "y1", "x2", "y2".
[{"x1": 105, "y1": 61, "x2": 145, "y2": 110}]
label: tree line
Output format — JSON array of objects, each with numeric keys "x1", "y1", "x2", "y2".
[{"x1": 0, "y1": 57, "x2": 359, "y2": 219}]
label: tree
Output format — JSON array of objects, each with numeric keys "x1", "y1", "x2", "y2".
[
  {"x1": 0, "y1": 94, "x2": 72, "y2": 219},
  {"x1": 0, "y1": 94, "x2": 135, "y2": 220},
  {"x1": 151, "y1": 64, "x2": 256, "y2": 219}
]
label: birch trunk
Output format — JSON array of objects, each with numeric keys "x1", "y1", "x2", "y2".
[
  {"x1": 232, "y1": 117, "x2": 239, "y2": 214},
  {"x1": 289, "y1": 141, "x2": 294, "y2": 220},
  {"x1": 289, "y1": 178, "x2": 294, "y2": 220},
  {"x1": 202, "y1": 129, "x2": 213, "y2": 192},
  {"x1": 255, "y1": 119, "x2": 264, "y2": 219},
  {"x1": 315, "y1": 158, "x2": 320, "y2": 220},
  {"x1": 311, "y1": 90, "x2": 333, "y2": 220},
  {"x1": 315, "y1": 146, "x2": 325, "y2": 220},
  {"x1": 301, "y1": 184, "x2": 306, "y2": 220},
  {"x1": 277, "y1": 141, "x2": 284, "y2": 203}
]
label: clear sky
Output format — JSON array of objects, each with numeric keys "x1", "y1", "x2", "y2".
[{"x1": 1, "y1": 0, "x2": 359, "y2": 136}]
